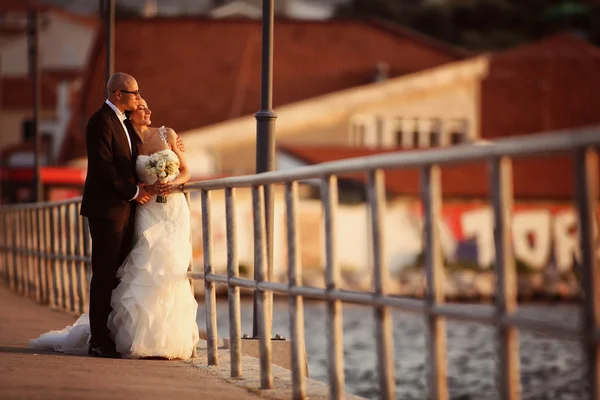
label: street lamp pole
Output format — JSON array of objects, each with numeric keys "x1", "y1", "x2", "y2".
[
  {"x1": 252, "y1": 0, "x2": 277, "y2": 338},
  {"x1": 104, "y1": 0, "x2": 115, "y2": 83},
  {"x1": 27, "y1": 7, "x2": 41, "y2": 202}
]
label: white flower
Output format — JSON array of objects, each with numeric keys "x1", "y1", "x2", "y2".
[{"x1": 144, "y1": 150, "x2": 180, "y2": 182}]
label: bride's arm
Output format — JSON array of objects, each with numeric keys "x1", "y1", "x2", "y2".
[{"x1": 166, "y1": 128, "x2": 191, "y2": 188}]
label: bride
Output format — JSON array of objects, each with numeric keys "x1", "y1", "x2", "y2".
[{"x1": 30, "y1": 99, "x2": 199, "y2": 360}]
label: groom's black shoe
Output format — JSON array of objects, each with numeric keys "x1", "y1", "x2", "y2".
[{"x1": 88, "y1": 345, "x2": 122, "y2": 359}]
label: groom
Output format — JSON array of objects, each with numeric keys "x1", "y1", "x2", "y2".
[{"x1": 80, "y1": 72, "x2": 183, "y2": 358}]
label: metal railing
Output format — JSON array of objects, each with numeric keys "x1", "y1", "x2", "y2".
[
  {"x1": 1, "y1": 127, "x2": 599, "y2": 399},
  {"x1": 0, "y1": 197, "x2": 89, "y2": 315},
  {"x1": 182, "y1": 126, "x2": 600, "y2": 400}
]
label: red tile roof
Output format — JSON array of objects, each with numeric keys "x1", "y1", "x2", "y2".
[
  {"x1": 481, "y1": 33, "x2": 600, "y2": 139},
  {"x1": 0, "y1": 0, "x2": 49, "y2": 12},
  {"x1": 280, "y1": 145, "x2": 581, "y2": 200},
  {"x1": 58, "y1": 17, "x2": 463, "y2": 163},
  {"x1": 1, "y1": 70, "x2": 81, "y2": 110}
]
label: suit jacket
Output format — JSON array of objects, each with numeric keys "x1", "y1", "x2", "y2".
[{"x1": 80, "y1": 103, "x2": 139, "y2": 221}]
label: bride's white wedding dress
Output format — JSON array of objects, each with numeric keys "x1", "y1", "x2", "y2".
[{"x1": 30, "y1": 141, "x2": 199, "y2": 360}]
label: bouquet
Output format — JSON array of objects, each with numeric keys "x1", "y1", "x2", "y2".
[{"x1": 145, "y1": 150, "x2": 180, "y2": 203}]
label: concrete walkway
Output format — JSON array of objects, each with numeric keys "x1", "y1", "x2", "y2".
[{"x1": 0, "y1": 285, "x2": 262, "y2": 400}]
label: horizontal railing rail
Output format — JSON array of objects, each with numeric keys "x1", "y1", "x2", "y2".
[
  {"x1": 179, "y1": 126, "x2": 600, "y2": 400},
  {"x1": 1, "y1": 126, "x2": 599, "y2": 400}
]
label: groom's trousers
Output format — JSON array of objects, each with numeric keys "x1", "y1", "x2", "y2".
[{"x1": 87, "y1": 214, "x2": 135, "y2": 348}]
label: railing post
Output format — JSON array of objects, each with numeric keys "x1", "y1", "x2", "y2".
[
  {"x1": 368, "y1": 169, "x2": 396, "y2": 400},
  {"x1": 74, "y1": 212, "x2": 85, "y2": 313},
  {"x1": 48, "y1": 206, "x2": 58, "y2": 309},
  {"x1": 286, "y1": 181, "x2": 307, "y2": 400},
  {"x1": 225, "y1": 187, "x2": 242, "y2": 377},
  {"x1": 0, "y1": 210, "x2": 8, "y2": 285},
  {"x1": 321, "y1": 175, "x2": 345, "y2": 400},
  {"x1": 9, "y1": 212, "x2": 17, "y2": 290},
  {"x1": 37, "y1": 207, "x2": 48, "y2": 303},
  {"x1": 27, "y1": 208, "x2": 36, "y2": 299},
  {"x1": 252, "y1": 185, "x2": 273, "y2": 389},
  {"x1": 490, "y1": 157, "x2": 521, "y2": 400},
  {"x1": 574, "y1": 147, "x2": 600, "y2": 400},
  {"x1": 65, "y1": 203, "x2": 77, "y2": 313},
  {"x1": 184, "y1": 192, "x2": 198, "y2": 359},
  {"x1": 82, "y1": 216, "x2": 91, "y2": 313},
  {"x1": 30, "y1": 207, "x2": 41, "y2": 302},
  {"x1": 201, "y1": 189, "x2": 218, "y2": 366},
  {"x1": 421, "y1": 165, "x2": 448, "y2": 400},
  {"x1": 19, "y1": 209, "x2": 28, "y2": 296},
  {"x1": 56, "y1": 205, "x2": 67, "y2": 311}
]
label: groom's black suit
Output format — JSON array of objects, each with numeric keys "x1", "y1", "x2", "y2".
[{"x1": 80, "y1": 102, "x2": 139, "y2": 350}]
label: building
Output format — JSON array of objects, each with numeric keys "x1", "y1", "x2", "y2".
[
  {"x1": 174, "y1": 32, "x2": 600, "y2": 175},
  {"x1": 0, "y1": 1, "x2": 98, "y2": 165},
  {"x1": 59, "y1": 17, "x2": 464, "y2": 168}
]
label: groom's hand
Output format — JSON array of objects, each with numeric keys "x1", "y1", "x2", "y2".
[
  {"x1": 176, "y1": 135, "x2": 185, "y2": 152},
  {"x1": 134, "y1": 185, "x2": 151, "y2": 204}
]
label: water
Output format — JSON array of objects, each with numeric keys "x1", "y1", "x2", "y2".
[{"x1": 197, "y1": 299, "x2": 587, "y2": 400}]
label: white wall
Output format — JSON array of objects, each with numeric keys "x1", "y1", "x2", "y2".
[{"x1": 0, "y1": 12, "x2": 96, "y2": 76}]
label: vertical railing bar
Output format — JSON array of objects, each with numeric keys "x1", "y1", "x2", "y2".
[
  {"x1": 367, "y1": 169, "x2": 396, "y2": 400},
  {"x1": 48, "y1": 206, "x2": 58, "y2": 309},
  {"x1": 184, "y1": 192, "x2": 198, "y2": 359},
  {"x1": 82, "y1": 215, "x2": 91, "y2": 313},
  {"x1": 575, "y1": 147, "x2": 600, "y2": 400},
  {"x1": 32, "y1": 207, "x2": 42, "y2": 302},
  {"x1": 201, "y1": 189, "x2": 218, "y2": 366},
  {"x1": 252, "y1": 185, "x2": 273, "y2": 389},
  {"x1": 321, "y1": 175, "x2": 345, "y2": 400},
  {"x1": 56, "y1": 205, "x2": 66, "y2": 311},
  {"x1": 421, "y1": 164, "x2": 449, "y2": 400},
  {"x1": 72, "y1": 206, "x2": 83, "y2": 314},
  {"x1": 29, "y1": 208, "x2": 38, "y2": 300},
  {"x1": 1, "y1": 210, "x2": 9, "y2": 286},
  {"x1": 29, "y1": 208, "x2": 37, "y2": 300},
  {"x1": 490, "y1": 156, "x2": 521, "y2": 400},
  {"x1": 37, "y1": 207, "x2": 48, "y2": 303},
  {"x1": 19, "y1": 209, "x2": 26, "y2": 296},
  {"x1": 20, "y1": 209, "x2": 28, "y2": 296},
  {"x1": 286, "y1": 180, "x2": 307, "y2": 400},
  {"x1": 62, "y1": 204, "x2": 73, "y2": 312},
  {"x1": 225, "y1": 187, "x2": 242, "y2": 377},
  {"x1": 10, "y1": 211, "x2": 18, "y2": 291},
  {"x1": 26, "y1": 208, "x2": 33, "y2": 298}
]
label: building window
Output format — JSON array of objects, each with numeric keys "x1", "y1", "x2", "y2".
[
  {"x1": 396, "y1": 130, "x2": 403, "y2": 147},
  {"x1": 450, "y1": 131, "x2": 464, "y2": 145},
  {"x1": 357, "y1": 124, "x2": 366, "y2": 146},
  {"x1": 412, "y1": 130, "x2": 420, "y2": 148},
  {"x1": 429, "y1": 131, "x2": 440, "y2": 147}
]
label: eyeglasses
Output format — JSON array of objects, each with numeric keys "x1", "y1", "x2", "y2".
[{"x1": 113, "y1": 89, "x2": 140, "y2": 96}]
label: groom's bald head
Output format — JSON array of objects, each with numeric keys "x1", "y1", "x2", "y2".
[{"x1": 107, "y1": 72, "x2": 140, "y2": 113}]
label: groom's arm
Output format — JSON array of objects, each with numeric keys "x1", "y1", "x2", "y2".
[{"x1": 86, "y1": 117, "x2": 138, "y2": 201}]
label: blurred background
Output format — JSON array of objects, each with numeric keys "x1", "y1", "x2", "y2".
[{"x1": 1, "y1": 1, "x2": 598, "y2": 398}]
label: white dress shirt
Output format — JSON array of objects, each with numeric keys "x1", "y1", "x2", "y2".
[{"x1": 105, "y1": 99, "x2": 139, "y2": 200}]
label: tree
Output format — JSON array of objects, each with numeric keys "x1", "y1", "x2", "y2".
[{"x1": 336, "y1": 0, "x2": 600, "y2": 50}]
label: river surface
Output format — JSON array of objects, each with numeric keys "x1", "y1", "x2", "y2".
[{"x1": 197, "y1": 299, "x2": 586, "y2": 400}]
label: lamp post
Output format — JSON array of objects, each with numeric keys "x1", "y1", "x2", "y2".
[
  {"x1": 252, "y1": 0, "x2": 277, "y2": 338},
  {"x1": 103, "y1": 0, "x2": 115, "y2": 83},
  {"x1": 27, "y1": 6, "x2": 41, "y2": 202}
]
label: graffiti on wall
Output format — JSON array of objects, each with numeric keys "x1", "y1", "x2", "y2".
[
  {"x1": 432, "y1": 204, "x2": 592, "y2": 272},
  {"x1": 188, "y1": 195, "x2": 592, "y2": 276}
]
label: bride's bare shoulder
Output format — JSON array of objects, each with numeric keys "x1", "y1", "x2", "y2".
[{"x1": 160, "y1": 126, "x2": 178, "y2": 140}]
